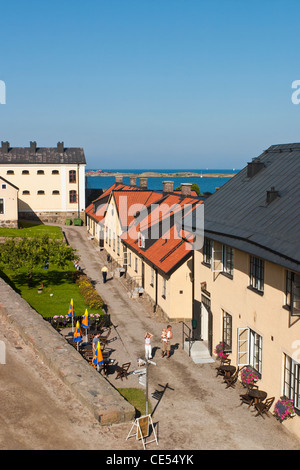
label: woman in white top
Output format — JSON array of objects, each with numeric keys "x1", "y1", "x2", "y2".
[{"x1": 144, "y1": 332, "x2": 153, "y2": 360}]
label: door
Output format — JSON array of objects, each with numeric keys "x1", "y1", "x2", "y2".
[
  {"x1": 141, "y1": 262, "x2": 145, "y2": 289},
  {"x1": 201, "y1": 294, "x2": 213, "y2": 355},
  {"x1": 193, "y1": 300, "x2": 202, "y2": 340}
]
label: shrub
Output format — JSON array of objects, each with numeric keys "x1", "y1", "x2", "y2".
[{"x1": 77, "y1": 276, "x2": 104, "y2": 310}]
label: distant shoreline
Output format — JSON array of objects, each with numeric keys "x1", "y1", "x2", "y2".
[{"x1": 85, "y1": 170, "x2": 235, "y2": 178}]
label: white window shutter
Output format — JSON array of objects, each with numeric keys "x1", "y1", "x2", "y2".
[
  {"x1": 237, "y1": 327, "x2": 249, "y2": 366},
  {"x1": 212, "y1": 243, "x2": 223, "y2": 273}
]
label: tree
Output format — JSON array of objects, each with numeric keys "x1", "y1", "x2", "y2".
[{"x1": 0, "y1": 236, "x2": 77, "y2": 286}]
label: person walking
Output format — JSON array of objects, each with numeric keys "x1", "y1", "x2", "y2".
[
  {"x1": 161, "y1": 325, "x2": 173, "y2": 359},
  {"x1": 144, "y1": 332, "x2": 153, "y2": 360},
  {"x1": 101, "y1": 265, "x2": 108, "y2": 283}
]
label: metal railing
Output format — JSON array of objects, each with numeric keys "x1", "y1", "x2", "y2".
[{"x1": 180, "y1": 321, "x2": 193, "y2": 357}]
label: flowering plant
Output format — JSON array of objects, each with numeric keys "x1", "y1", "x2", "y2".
[
  {"x1": 274, "y1": 397, "x2": 295, "y2": 422},
  {"x1": 240, "y1": 367, "x2": 259, "y2": 385},
  {"x1": 214, "y1": 342, "x2": 228, "y2": 359}
]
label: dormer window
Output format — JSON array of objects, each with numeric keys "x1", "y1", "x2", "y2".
[{"x1": 138, "y1": 233, "x2": 145, "y2": 248}]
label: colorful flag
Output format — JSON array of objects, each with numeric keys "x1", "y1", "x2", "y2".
[
  {"x1": 73, "y1": 321, "x2": 82, "y2": 342},
  {"x1": 67, "y1": 298, "x2": 75, "y2": 317},
  {"x1": 92, "y1": 341, "x2": 104, "y2": 368},
  {"x1": 81, "y1": 309, "x2": 89, "y2": 329}
]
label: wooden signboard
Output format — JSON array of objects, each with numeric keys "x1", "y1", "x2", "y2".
[
  {"x1": 126, "y1": 414, "x2": 158, "y2": 449},
  {"x1": 137, "y1": 415, "x2": 150, "y2": 440}
]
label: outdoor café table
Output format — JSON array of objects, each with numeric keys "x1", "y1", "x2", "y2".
[
  {"x1": 219, "y1": 364, "x2": 236, "y2": 378},
  {"x1": 248, "y1": 389, "x2": 267, "y2": 405}
]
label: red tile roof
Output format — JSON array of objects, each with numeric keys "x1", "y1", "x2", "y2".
[{"x1": 122, "y1": 194, "x2": 204, "y2": 274}]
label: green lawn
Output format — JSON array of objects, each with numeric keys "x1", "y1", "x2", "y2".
[
  {"x1": 1, "y1": 263, "x2": 105, "y2": 319},
  {"x1": 117, "y1": 388, "x2": 152, "y2": 417},
  {"x1": 0, "y1": 221, "x2": 63, "y2": 239}
]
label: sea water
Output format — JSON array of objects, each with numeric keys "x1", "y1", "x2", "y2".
[{"x1": 86, "y1": 169, "x2": 239, "y2": 194}]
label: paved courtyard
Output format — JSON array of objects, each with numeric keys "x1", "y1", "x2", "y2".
[{"x1": 1, "y1": 224, "x2": 300, "y2": 450}]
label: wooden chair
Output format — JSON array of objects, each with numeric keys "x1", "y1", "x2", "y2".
[
  {"x1": 99, "y1": 328, "x2": 111, "y2": 346},
  {"x1": 115, "y1": 362, "x2": 131, "y2": 381},
  {"x1": 239, "y1": 384, "x2": 258, "y2": 407},
  {"x1": 253, "y1": 397, "x2": 275, "y2": 418},
  {"x1": 224, "y1": 367, "x2": 239, "y2": 389},
  {"x1": 216, "y1": 357, "x2": 231, "y2": 377}
]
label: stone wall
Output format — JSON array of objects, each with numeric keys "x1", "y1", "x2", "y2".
[
  {"x1": 0, "y1": 277, "x2": 135, "y2": 425},
  {"x1": 0, "y1": 220, "x2": 18, "y2": 228},
  {"x1": 19, "y1": 211, "x2": 86, "y2": 225}
]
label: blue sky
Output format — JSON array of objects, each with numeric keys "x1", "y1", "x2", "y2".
[{"x1": 1, "y1": 0, "x2": 300, "y2": 169}]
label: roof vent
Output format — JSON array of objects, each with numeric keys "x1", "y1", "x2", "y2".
[
  {"x1": 57, "y1": 141, "x2": 64, "y2": 153},
  {"x1": 247, "y1": 160, "x2": 265, "y2": 178},
  {"x1": 1, "y1": 141, "x2": 9, "y2": 153},
  {"x1": 30, "y1": 141, "x2": 37, "y2": 152},
  {"x1": 266, "y1": 186, "x2": 279, "y2": 204}
]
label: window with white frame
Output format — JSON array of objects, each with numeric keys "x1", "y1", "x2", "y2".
[
  {"x1": 203, "y1": 238, "x2": 212, "y2": 266},
  {"x1": 250, "y1": 256, "x2": 264, "y2": 292},
  {"x1": 128, "y1": 251, "x2": 131, "y2": 267},
  {"x1": 222, "y1": 245, "x2": 234, "y2": 276},
  {"x1": 286, "y1": 271, "x2": 300, "y2": 315},
  {"x1": 222, "y1": 310, "x2": 232, "y2": 352},
  {"x1": 284, "y1": 354, "x2": 300, "y2": 411},
  {"x1": 237, "y1": 327, "x2": 262, "y2": 375}
]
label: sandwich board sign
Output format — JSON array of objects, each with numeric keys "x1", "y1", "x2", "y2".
[{"x1": 126, "y1": 414, "x2": 158, "y2": 449}]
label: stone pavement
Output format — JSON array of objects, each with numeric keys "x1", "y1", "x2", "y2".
[{"x1": 62, "y1": 225, "x2": 300, "y2": 450}]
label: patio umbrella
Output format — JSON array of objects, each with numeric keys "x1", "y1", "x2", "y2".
[
  {"x1": 73, "y1": 321, "x2": 82, "y2": 351},
  {"x1": 92, "y1": 341, "x2": 104, "y2": 371},
  {"x1": 67, "y1": 298, "x2": 75, "y2": 332},
  {"x1": 81, "y1": 309, "x2": 89, "y2": 342}
]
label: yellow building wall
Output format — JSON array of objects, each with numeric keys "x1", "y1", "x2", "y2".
[
  {"x1": 194, "y1": 243, "x2": 300, "y2": 438},
  {"x1": 0, "y1": 183, "x2": 18, "y2": 225}
]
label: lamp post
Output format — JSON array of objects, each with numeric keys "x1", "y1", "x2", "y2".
[{"x1": 145, "y1": 358, "x2": 156, "y2": 415}]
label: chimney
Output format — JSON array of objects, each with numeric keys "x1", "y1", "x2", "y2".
[
  {"x1": 57, "y1": 141, "x2": 64, "y2": 153},
  {"x1": 140, "y1": 177, "x2": 148, "y2": 189},
  {"x1": 30, "y1": 141, "x2": 37, "y2": 152},
  {"x1": 130, "y1": 176, "x2": 137, "y2": 186},
  {"x1": 1, "y1": 141, "x2": 9, "y2": 153},
  {"x1": 163, "y1": 181, "x2": 174, "y2": 193},
  {"x1": 115, "y1": 175, "x2": 123, "y2": 184},
  {"x1": 247, "y1": 159, "x2": 264, "y2": 178},
  {"x1": 266, "y1": 186, "x2": 279, "y2": 204},
  {"x1": 181, "y1": 183, "x2": 192, "y2": 197}
]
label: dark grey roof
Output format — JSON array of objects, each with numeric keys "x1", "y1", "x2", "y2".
[
  {"x1": 0, "y1": 142, "x2": 86, "y2": 165},
  {"x1": 202, "y1": 143, "x2": 300, "y2": 271}
]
